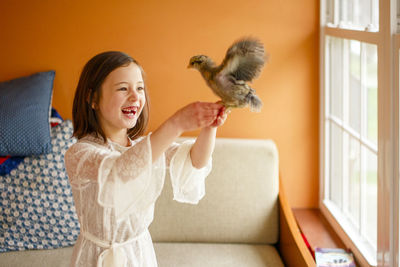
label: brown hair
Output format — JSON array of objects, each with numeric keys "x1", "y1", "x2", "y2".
[{"x1": 72, "y1": 51, "x2": 149, "y2": 141}]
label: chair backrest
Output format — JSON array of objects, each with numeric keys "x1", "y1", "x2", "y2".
[{"x1": 150, "y1": 138, "x2": 279, "y2": 244}]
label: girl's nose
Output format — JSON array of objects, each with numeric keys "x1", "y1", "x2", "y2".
[{"x1": 128, "y1": 88, "x2": 138, "y2": 101}]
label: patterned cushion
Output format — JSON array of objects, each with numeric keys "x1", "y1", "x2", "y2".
[
  {"x1": 0, "y1": 120, "x2": 80, "y2": 252},
  {"x1": 0, "y1": 71, "x2": 55, "y2": 156}
]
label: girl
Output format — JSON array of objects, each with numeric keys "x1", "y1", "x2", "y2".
[{"x1": 64, "y1": 51, "x2": 228, "y2": 267}]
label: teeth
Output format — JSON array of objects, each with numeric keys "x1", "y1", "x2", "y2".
[
  {"x1": 122, "y1": 106, "x2": 138, "y2": 111},
  {"x1": 122, "y1": 106, "x2": 138, "y2": 115}
]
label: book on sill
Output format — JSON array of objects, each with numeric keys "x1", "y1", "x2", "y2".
[{"x1": 315, "y1": 247, "x2": 356, "y2": 267}]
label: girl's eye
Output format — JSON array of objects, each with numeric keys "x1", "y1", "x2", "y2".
[
  {"x1": 118, "y1": 87, "x2": 127, "y2": 91},
  {"x1": 137, "y1": 87, "x2": 144, "y2": 91}
]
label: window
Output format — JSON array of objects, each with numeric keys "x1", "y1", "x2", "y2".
[{"x1": 320, "y1": 1, "x2": 398, "y2": 266}]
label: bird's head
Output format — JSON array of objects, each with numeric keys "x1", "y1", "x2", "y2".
[{"x1": 187, "y1": 55, "x2": 211, "y2": 70}]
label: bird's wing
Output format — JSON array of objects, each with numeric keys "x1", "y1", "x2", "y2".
[{"x1": 218, "y1": 38, "x2": 265, "y2": 82}]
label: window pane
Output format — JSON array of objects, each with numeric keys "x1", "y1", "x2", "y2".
[
  {"x1": 339, "y1": 0, "x2": 353, "y2": 25},
  {"x1": 398, "y1": 0, "x2": 400, "y2": 33},
  {"x1": 363, "y1": 147, "x2": 377, "y2": 248},
  {"x1": 324, "y1": 35, "x2": 379, "y2": 264},
  {"x1": 349, "y1": 40, "x2": 361, "y2": 133},
  {"x1": 356, "y1": 0, "x2": 372, "y2": 28},
  {"x1": 371, "y1": 0, "x2": 379, "y2": 28},
  {"x1": 346, "y1": 136, "x2": 361, "y2": 227},
  {"x1": 329, "y1": 37, "x2": 343, "y2": 119},
  {"x1": 325, "y1": 0, "x2": 379, "y2": 30},
  {"x1": 330, "y1": 122, "x2": 343, "y2": 208},
  {"x1": 365, "y1": 44, "x2": 378, "y2": 145},
  {"x1": 325, "y1": 0, "x2": 334, "y2": 25}
]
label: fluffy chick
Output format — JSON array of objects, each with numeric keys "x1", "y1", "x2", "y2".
[{"x1": 188, "y1": 37, "x2": 266, "y2": 112}]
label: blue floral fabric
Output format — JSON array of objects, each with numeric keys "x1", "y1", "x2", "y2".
[
  {"x1": 0, "y1": 120, "x2": 80, "y2": 251},
  {"x1": 0, "y1": 156, "x2": 24, "y2": 176}
]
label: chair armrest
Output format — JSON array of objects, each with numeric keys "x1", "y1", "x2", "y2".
[{"x1": 277, "y1": 178, "x2": 316, "y2": 267}]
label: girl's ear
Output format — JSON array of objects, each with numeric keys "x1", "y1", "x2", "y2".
[{"x1": 87, "y1": 90, "x2": 98, "y2": 109}]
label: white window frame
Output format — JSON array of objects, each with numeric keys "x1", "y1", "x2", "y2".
[{"x1": 319, "y1": 1, "x2": 399, "y2": 266}]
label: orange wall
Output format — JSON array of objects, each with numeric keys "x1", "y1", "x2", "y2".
[{"x1": 0, "y1": 0, "x2": 319, "y2": 208}]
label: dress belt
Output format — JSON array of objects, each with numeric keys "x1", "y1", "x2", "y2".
[{"x1": 82, "y1": 230, "x2": 147, "y2": 267}]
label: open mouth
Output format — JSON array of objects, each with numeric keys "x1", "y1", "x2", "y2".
[{"x1": 121, "y1": 106, "x2": 138, "y2": 116}]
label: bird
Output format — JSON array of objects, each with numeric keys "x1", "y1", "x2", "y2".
[{"x1": 187, "y1": 37, "x2": 266, "y2": 112}]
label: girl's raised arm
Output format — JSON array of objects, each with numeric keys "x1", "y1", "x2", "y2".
[{"x1": 150, "y1": 102, "x2": 225, "y2": 164}]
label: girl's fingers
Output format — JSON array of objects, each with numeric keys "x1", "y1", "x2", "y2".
[
  {"x1": 208, "y1": 108, "x2": 229, "y2": 128},
  {"x1": 205, "y1": 110, "x2": 221, "y2": 117},
  {"x1": 215, "y1": 117, "x2": 223, "y2": 126},
  {"x1": 204, "y1": 116, "x2": 219, "y2": 125},
  {"x1": 213, "y1": 117, "x2": 224, "y2": 127},
  {"x1": 176, "y1": 101, "x2": 228, "y2": 131},
  {"x1": 199, "y1": 102, "x2": 224, "y2": 111}
]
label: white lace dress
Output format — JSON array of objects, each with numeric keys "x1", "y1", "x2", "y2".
[{"x1": 64, "y1": 134, "x2": 212, "y2": 267}]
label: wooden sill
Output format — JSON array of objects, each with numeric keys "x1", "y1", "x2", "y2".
[
  {"x1": 292, "y1": 208, "x2": 346, "y2": 253},
  {"x1": 293, "y1": 208, "x2": 372, "y2": 267}
]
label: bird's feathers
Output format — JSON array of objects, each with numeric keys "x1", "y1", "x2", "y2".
[
  {"x1": 219, "y1": 38, "x2": 265, "y2": 82},
  {"x1": 246, "y1": 92, "x2": 263, "y2": 112},
  {"x1": 188, "y1": 37, "x2": 266, "y2": 112}
]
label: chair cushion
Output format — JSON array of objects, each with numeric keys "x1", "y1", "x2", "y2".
[
  {"x1": 154, "y1": 242, "x2": 285, "y2": 267},
  {"x1": 0, "y1": 246, "x2": 73, "y2": 267},
  {"x1": 0, "y1": 243, "x2": 285, "y2": 267}
]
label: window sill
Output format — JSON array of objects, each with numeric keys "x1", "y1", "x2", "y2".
[
  {"x1": 293, "y1": 208, "x2": 372, "y2": 267},
  {"x1": 293, "y1": 208, "x2": 345, "y2": 251}
]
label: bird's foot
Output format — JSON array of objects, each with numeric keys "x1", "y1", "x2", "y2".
[{"x1": 221, "y1": 102, "x2": 233, "y2": 113}]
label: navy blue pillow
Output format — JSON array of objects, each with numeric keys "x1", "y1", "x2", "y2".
[{"x1": 0, "y1": 71, "x2": 55, "y2": 156}]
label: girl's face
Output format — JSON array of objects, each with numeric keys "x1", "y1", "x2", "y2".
[{"x1": 96, "y1": 63, "x2": 146, "y2": 137}]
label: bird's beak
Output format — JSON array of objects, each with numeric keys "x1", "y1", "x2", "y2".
[{"x1": 187, "y1": 64, "x2": 192, "y2": 69}]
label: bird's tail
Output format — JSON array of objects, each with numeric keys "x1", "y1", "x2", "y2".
[{"x1": 246, "y1": 92, "x2": 263, "y2": 112}]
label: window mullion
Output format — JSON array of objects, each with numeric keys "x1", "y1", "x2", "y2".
[{"x1": 325, "y1": 27, "x2": 380, "y2": 44}]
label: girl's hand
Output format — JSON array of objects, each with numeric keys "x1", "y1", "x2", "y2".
[
  {"x1": 171, "y1": 101, "x2": 224, "y2": 133},
  {"x1": 208, "y1": 104, "x2": 229, "y2": 128},
  {"x1": 151, "y1": 101, "x2": 227, "y2": 164}
]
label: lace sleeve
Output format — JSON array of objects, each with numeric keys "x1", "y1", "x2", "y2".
[
  {"x1": 165, "y1": 142, "x2": 180, "y2": 167},
  {"x1": 168, "y1": 140, "x2": 212, "y2": 204},
  {"x1": 64, "y1": 135, "x2": 153, "y2": 219}
]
